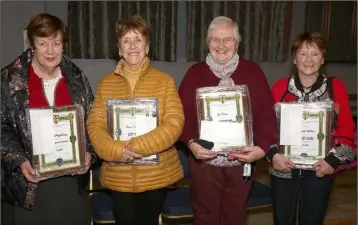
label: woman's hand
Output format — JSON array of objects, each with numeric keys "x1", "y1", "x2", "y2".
[
  {"x1": 189, "y1": 142, "x2": 217, "y2": 160},
  {"x1": 20, "y1": 160, "x2": 39, "y2": 183},
  {"x1": 271, "y1": 153, "x2": 295, "y2": 173},
  {"x1": 313, "y1": 159, "x2": 334, "y2": 178},
  {"x1": 227, "y1": 146, "x2": 265, "y2": 163},
  {"x1": 119, "y1": 141, "x2": 142, "y2": 162}
]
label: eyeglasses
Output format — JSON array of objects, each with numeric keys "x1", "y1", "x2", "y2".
[{"x1": 210, "y1": 37, "x2": 235, "y2": 45}]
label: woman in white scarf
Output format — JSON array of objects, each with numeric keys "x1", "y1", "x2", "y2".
[{"x1": 178, "y1": 16, "x2": 278, "y2": 225}]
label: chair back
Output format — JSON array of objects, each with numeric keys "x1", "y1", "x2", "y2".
[{"x1": 175, "y1": 142, "x2": 190, "y2": 177}]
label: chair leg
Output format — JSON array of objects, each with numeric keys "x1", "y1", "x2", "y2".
[{"x1": 159, "y1": 214, "x2": 162, "y2": 225}]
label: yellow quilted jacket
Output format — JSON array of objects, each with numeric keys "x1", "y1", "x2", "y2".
[{"x1": 87, "y1": 59, "x2": 184, "y2": 192}]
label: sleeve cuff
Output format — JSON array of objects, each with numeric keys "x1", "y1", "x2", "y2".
[
  {"x1": 331, "y1": 143, "x2": 357, "y2": 162},
  {"x1": 266, "y1": 144, "x2": 279, "y2": 162},
  {"x1": 192, "y1": 139, "x2": 214, "y2": 150},
  {"x1": 10, "y1": 154, "x2": 28, "y2": 172},
  {"x1": 324, "y1": 153, "x2": 341, "y2": 169},
  {"x1": 89, "y1": 151, "x2": 100, "y2": 167}
]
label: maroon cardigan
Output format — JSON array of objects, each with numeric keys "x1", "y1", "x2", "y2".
[{"x1": 178, "y1": 58, "x2": 279, "y2": 154}]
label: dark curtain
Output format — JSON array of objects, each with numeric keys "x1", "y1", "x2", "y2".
[
  {"x1": 305, "y1": 1, "x2": 357, "y2": 63},
  {"x1": 67, "y1": 1, "x2": 177, "y2": 61},
  {"x1": 186, "y1": 1, "x2": 292, "y2": 62}
]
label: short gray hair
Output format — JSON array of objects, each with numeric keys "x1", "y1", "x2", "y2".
[{"x1": 206, "y1": 16, "x2": 241, "y2": 45}]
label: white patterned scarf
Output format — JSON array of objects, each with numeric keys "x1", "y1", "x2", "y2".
[{"x1": 206, "y1": 53, "x2": 239, "y2": 87}]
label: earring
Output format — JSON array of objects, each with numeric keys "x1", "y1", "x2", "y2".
[{"x1": 146, "y1": 45, "x2": 149, "y2": 56}]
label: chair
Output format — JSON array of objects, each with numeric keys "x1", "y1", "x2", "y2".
[
  {"x1": 88, "y1": 165, "x2": 115, "y2": 225},
  {"x1": 88, "y1": 143, "x2": 190, "y2": 225},
  {"x1": 246, "y1": 181, "x2": 272, "y2": 213},
  {"x1": 176, "y1": 141, "x2": 190, "y2": 178},
  {"x1": 161, "y1": 144, "x2": 193, "y2": 224},
  {"x1": 161, "y1": 186, "x2": 193, "y2": 224}
]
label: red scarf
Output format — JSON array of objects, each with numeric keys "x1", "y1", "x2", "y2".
[{"x1": 28, "y1": 65, "x2": 73, "y2": 108}]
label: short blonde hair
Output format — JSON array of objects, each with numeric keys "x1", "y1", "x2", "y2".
[{"x1": 206, "y1": 16, "x2": 241, "y2": 45}]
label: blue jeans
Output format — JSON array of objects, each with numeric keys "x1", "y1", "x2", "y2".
[{"x1": 270, "y1": 169, "x2": 334, "y2": 225}]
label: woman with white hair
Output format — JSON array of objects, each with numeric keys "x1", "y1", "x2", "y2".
[{"x1": 178, "y1": 16, "x2": 279, "y2": 225}]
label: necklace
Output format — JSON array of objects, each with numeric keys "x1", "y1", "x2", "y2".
[
  {"x1": 43, "y1": 72, "x2": 62, "y2": 86},
  {"x1": 32, "y1": 62, "x2": 62, "y2": 86},
  {"x1": 302, "y1": 84, "x2": 313, "y2": 89}
]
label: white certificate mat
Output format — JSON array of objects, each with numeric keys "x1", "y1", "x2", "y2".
[
  {"x1": 111, "y1": 106, "x2": 157, "y2": 141},
  {"x1": 200, "y1": 120, "x2": 246, "y2": 149},
  {"x1": 279, "y1": 104, "x2": 303, "y2": 146},
  {"x1": 29, "y1": 109, "x2": 55, "y2": 155}
]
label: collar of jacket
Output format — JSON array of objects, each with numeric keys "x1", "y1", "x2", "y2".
[
  {"x1": 113, "y1": 57, "x2": 151, "y2": 78},
  {"x1": 293, "y1": 72, "x2": 325, "y2": 93},
  {"x1": 4, "y1": 48, "x2": 86, "y2": 103}
]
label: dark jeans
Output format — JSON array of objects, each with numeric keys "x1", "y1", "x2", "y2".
[
  {"x1": 111, "y1": 188, "x2": 167, "y2": 225},
  {"x1": 271, "y1": 169, "x2": 334, "y2": 225}
]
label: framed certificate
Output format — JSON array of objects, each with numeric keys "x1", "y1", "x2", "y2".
[
  {"x1": 275, "y1": 101, "x2": 334, "y2": 169},
  {"x1": 28, "y1": 105, "x2": 87, "y2": 181},
  {"x1": 106, "y1": 98, "x2": 159, "y2": 165},
  {"x1": 196, "y1": 85, "x2": 254, "y2": 153}
]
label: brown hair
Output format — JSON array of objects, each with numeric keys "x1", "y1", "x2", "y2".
[
  {"x1": 291, "y1": 32, "x2": 327, "y2": 57},
  {"x1": 115, "y1": 15, "x2": 150, "y2": 44},
  {"x1": 26, "y1": 13, "x2": 67, "y2": 48}
]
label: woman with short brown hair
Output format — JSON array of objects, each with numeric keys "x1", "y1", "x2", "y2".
[
  {"x1": 268, "y1": 32, "x2": 356, "y2": 225},
  {"x1": 1, "y1": 13, "x2": 97, "y2": 225},
  {"x1": 87, "y1": 15, "x2": 184, "y2": 225}
]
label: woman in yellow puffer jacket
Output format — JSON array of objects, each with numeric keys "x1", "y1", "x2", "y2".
[{"x1": 87, "y1": 15, "x2": 184, "y2": 225}]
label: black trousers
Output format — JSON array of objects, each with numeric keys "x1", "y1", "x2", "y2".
[
  {"x1": 2, "y1": 176, "x2": 89, "y2": 225},
  {"x1": 111, "y1": 188, "x2": 167, "y2": 225},
  {"x1": 271, "y1": 170, "x2": 334, "y2": 225}
]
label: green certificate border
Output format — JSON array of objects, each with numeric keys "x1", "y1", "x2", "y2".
[
  {"x1": 39, "y1": 112, "x2": 78, "y2": 170},
  {"x1": 28, "y1": 104, "x2": 86, "y2": 180},
  {"x1": 113, "y1": 107, "x2": 147, "y2": 140},
  {"x1": 106, "y1": 98, "x2": 160, "y2": 166},
  {"x1": 285, "y1": 110, "x2": 326, "y2": 163},
  {"x1": 204, "y1": 94, "x2": 243, "y2": 123},
  {"x1": 196, "y1": 85, "x2": 255, "y2": 151},
  {"x1": 107, "y1": 98, "x2": 158, "y2": 140}
]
